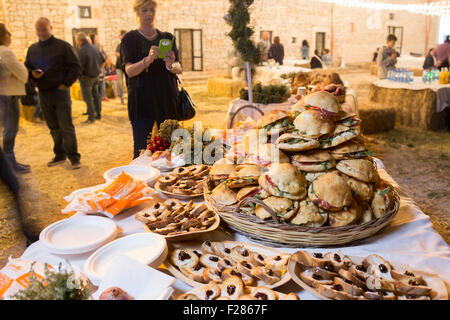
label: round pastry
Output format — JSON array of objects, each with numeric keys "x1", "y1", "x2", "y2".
[
  {"x1": 200, "y1": 254, "x2": 221, "y2": 270},
  {"x1": 258, "y1": 163, "x2": 307, "y2": 200},
  {"x1": 294, "y1": 110, "x2": 335, "y2": 139},
  {"x1": 249, "y1": 252, "x2": 266, "y2": 266},
  {"x1": 202, "y1": 268, "x2": 223, "y2": 283},
  {"x1": 229, "y1": 246, "x2": 251, "y2": 262},
  {"x1": 264, "y1": 254, "x2": 290, "y2": 272},
  {"x1": 295, "y1": 91, "x2": 341, "y2": 119},
  {"x1": 336, "y1": 159, "x2": 375, "y2": 183},
  {"x1": 211, "y1": 183, "x2": 238, "y2": 206},
  {"x1": 221, "y1": 268, "x2": 254, "y2": 286},
  {"x1": 256, "y1": 110, "x2": 291, "y2": 136},
  {"x1": 201, "y1": 240, "x2": 214, "y2": 254},
  {"x1": 236, "y1": 260, "x2": 255, "y2": 277},
  {"x1": 245, "y1": 143, "x2": 290, "y2": 167},
  {"x1": 171, "y1": 166, "x2": 190, "y2": 177},
  {"x1": 200, "y1": 282, "x2": 221, "y2": 300},
  {"x1": 210, "y1": 163, "x2": 236, "y2": 183},
  {"x1": 182, "y1": 264, "x2": 207, "y2": 283},
  {"x1": 218, "y1": 257, "x2": 236, "y2": 271},
  {"x1": 289, "y1": 199, "x2": 328, "y2": 227},
  {"x1": 330, "y1": 139, "x2": 368, "y2": 160},
  {"x1": 170, "y1": 249, "x2": 199, "y2": 270},
  {"x1": 320, "y1": 125, "x2": 360, "y2": 149},
  {"x1": 158, "y1": 175, "x2": 177, "y2": 186},
  {"x1": 211, "y1": 242, "x2": 232, "y2": 257},
  {"x1": 304, "y1": 171, "x2": 329, "y2": 183},
  {"x1": 292, "y1": 150, "x2": 336, "y2": 173},
  {"x1": 188, "y1": 164, "x2": 207, "y2": 175},
  {"x1": 255, "y1": 196, "x2": 299, "y2": 221},
  {"x1": 226, "y1": 165, "x2": 261, "y2": 189},
  {"x1": 341, "y1": 175, "x2": 374, "y2": 202},
  {"x1": 308, "y1": 171, "x2": 353, "y2": 211},
  {"x1": 249, "y1": 286, "x2": 278, "y2": 300},
  {"x1": 275, "y1": 133, "x2": 320, "y2": 152},
  {"x1": 146, "y1": 202, "x2": 166, "y2": 216},
  {"x1": 220, "y1": 276, "x2": 245, "y2": 299},
  {"x1": 328, "y1": 201, "x2": 361, "y2": 227}
]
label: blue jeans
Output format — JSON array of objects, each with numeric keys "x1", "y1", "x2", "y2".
[
  {"x1": 79, "y1": 75, "x2": 101, "y2": 120},
  {"x1": 0, "y1": 95, "x2": 20, "y2": 163},
  {"x1": 130, "y1": 118, "x2": 161, "y2": 159},
  {"x1": 39, "y1": 89, "x2": 80, "y2": 162}
]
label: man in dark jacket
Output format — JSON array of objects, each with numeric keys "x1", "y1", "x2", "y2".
[
  {"x1": 423, "y1": 48, "x2": 436, "y2": 70},
  {"x1": 24, "y1": 17, "x2": 82, "y2": 169},
  {"x1": 76, "y1": 32, "x2": 104, "y2": 122}
]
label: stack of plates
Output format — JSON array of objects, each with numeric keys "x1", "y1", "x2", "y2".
[{"x1": 39, "y1": 216, "x2": 118, "y2": 255}]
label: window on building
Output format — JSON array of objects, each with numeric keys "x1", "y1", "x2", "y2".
[
  {"x1": 315, "y1": 32, "x2": 326, "y2": 54},
  {"x1": 174, "y1": 29, "x2": 203, "y2": 71},
  {"x1": 388, "y1": 26, "x2": 403, "y2": 54},
  {"x1": 78, "y1": 6, "x2": 92, "y2": 19},
  {"x1": 292, "y1": 37, "x2": 297, "y2": 44}
]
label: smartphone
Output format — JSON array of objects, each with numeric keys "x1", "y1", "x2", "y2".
[{"x1": 158, "y1": 39, "x2": 173, "y2": 59}]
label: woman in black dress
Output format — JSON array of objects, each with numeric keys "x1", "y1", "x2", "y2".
[{"x1": 121, "y1": 0, "x2": 181, "y2": 158}]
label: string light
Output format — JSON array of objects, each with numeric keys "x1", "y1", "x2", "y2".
[{"x1": 316, "y1": 0, "x2": 450, "y2": 17}]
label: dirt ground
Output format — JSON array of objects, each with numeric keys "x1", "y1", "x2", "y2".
[{"x1": 0, "y1": 67, "x2": 449, "y2": 267}]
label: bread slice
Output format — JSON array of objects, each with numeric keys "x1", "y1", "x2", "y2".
[
  {"x1": 334, "y1": 277, "x2": 363, "y2": 296},
  {"x1": 200, "y1": 281, "x2": 221, "y2": 300},
  {"x1": 397, "y1": 295, "x2": 431, "y2": 300},
  {"x1": 394, "y1": 281, "x2": 432, "y2": 297},
  {"x1": 221, "y1": 268, "x2": 254, "y2": 286},
  {"x1": 338, "y1": 269, "x2": 367, "y2": 289},
  {"x1": 264, "y1": 254, "x2": 290, "y2": 272},
  {"x1": 230, "y1": 245, "x2": 251, "y2": 262},
  {"x1": 312, "y1": 266, "x2": 338, "y2": 280},
  {"x1": 299, "y1": 269, "x2": 333, "y2": 288},
  {"x1": 211, "y1": 242, "x2": 232, "y2": 257},
  {"x1": 324, "y1": 251, "x2": 353, "y2": 272},
  {"x1": 202, "y1": 268, "x2": 223, "y2": 283},
  {"x1": 293, "y1": 251, "x2": 332, "y2": 268},
  {"x1": 362, "y1": 254, "x2": 393, "y2": 281},
  {"x1": 220, "y1": 276, "x2": 245, "y2": 299},
  {"x1": 251, "y1": 266, "x2": 282, "y2": 285},
  {"x1": 218, "y1": 257, "x2": 236, "y2": 271},
  {"x1": 177, "y1": 293, "x2": 200, "y2": 300},
  {"x1": 363, "y1": 291, "x2": 396, "y2": 300},
  {"x1": 366, "y1": 275, "x2": 395, "y2": 292},
  {"x1": 200, "y1": 254, "x2": 221, "y2": 270},
  {"x1": 317, "y1": 284, "x2": 339, "y2": 299},
  {"x1": 182, "y1": 264, "x2": 207, "y2": 282},
  {"x1": 170, "y1": 249, "x2": 199, "y2": 270},
  {"x1": 250, "y1": 286, "x2": 278, "y2": 300},
  {"x1": 236, "y1": 260, "x2": 255, "y2": 277},
  {"x1": 249, "y1": 251, "x2": 266, "y2": 266},
  {"x1": 281, "y1": 292, "x2": 300, "y2": 300}
]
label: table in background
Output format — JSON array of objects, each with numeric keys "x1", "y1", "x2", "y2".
[
  {"x1": 369, "y1": 77, "x2": 450, "y2": 130},
  {"x1": 254, "y1": 65, "x2": 312, "y2": 85},
  {"x1": 396, "y1": 54, "x2": 425, "y2": 70}
]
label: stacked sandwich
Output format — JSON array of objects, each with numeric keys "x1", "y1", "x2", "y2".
[{"x1": 207, "y1": 91, "x2": 396, "y2": 228}]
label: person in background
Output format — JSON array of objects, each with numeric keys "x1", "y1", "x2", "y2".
[
  {"x1": 268, "y1": 36, "x2": 284, "y2": 65},
  {"x1": 372, "y1": 47, "x2": 380, "y2": 62},
  {"x1": 322, "y1": 48, "x2": 332, "y2": 67},
  {"x1": 115, "y1": 30, "x2": 127, "y2": 105},
  {"x1": 377, "y1": 34, "x2": 399, "y2": 79},
  {"x1": 0, "y1": 24, "x2": 30, "y2": 173},
  {"x1": 310, "y1": 49, "x2": 325, "y2": 69},
  {"x1": 121, "y1": 0, "x2": 182, "y2": 159},
  {"x1": 104, "y1": 57, "x2": 119, "y2": 98},
  {"x1": 258, "y1": 31, "x2": 270, "y2": 63},
  {"x1": 301, "y1": 40, "x2": 310, "y2": 60},
  {"x1": 423, "y1": 48, "x2": 436, "y2": 70},
  {"x1": 89, "y1": 33, "x2": 108, "y2": 102},
  {"x1": 20, "y1": 80, "x2": 42, "y2": 123},
  {"x1": 76, "y1": 32, "x2": 103, "y2": 123},
  {"x1": 25, "y1": 17, "x2": 82, "y2": 169},
  {"x1": 434, "y1": 36, "x2": 450, "y2": 70}
]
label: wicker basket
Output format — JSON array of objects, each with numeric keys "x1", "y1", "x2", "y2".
[{"x1": 204, "y1": 179, "x2": 400, "y2": 248}]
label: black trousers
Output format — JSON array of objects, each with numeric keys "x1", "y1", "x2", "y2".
[
  {"x1": 130, "y1": 118, "x2": 161, "y2": 159},
  {"x1": 39, "y1": 89, "x2": 81, "y2": 162},
  {"x1": 79, "y1": 75, "x2": 101, "y2": 120}
]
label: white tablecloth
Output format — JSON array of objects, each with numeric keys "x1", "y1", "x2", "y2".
[
  {"x1": 396, "y1": 54, "x2": 425, "y2": 70},
  {"x1": 283, "y1": 58, "x2": 309, "y2": 67},
  {"x1": 373, "y1": 77, "x2": 450, "y2": 92},
  {"x1": 14, "y1": 160, "x2": 450, "y2": 299},
  {"x1": 254, "y1": 65, "x2": 312, "y2": 85}
]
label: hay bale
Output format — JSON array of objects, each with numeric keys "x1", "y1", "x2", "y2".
[
  {"x1": 359, "y1": 102, "x2": 396, "y2": 134},
  {"x1": 368, "y1": 84, "x2": 446, "y2": 131},
  {"x1": 19, "y1": 103, "x2": 36, "y2": 122},
  {"x1": 370, "y1": 64, "x2": 378, "y2": 76},
  {"x1": 70, "y1": 81, "x2": 83, "y2": 101},
  {"x1": 364, "y1": 62, "x2": 376, "y2": 70},
  {"x1": 208, "y1": 77, "x2": 246, "y2": 98}
]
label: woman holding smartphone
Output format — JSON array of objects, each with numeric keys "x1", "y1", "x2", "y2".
[{"x1": 121, "y1": 0, "x2": 181, "y2": 159}]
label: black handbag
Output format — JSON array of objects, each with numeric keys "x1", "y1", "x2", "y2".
[{"x1": 175, "y1": 75, "x2": 196, "y2": 121}]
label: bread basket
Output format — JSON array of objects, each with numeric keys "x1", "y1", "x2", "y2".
[{"x1": 204, "y1": 178, "x2": 400, "y2": 248}]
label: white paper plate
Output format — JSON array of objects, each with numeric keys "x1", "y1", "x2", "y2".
[
  {"x1": 39, "y1": 216, "x2": 118, "y2": 255},
  {"x1": 103, "y1": 165, "x2": 160, "y2": 185},
  {"x1": 84, "y1": 233, "x2": 168, "y2": 286}
]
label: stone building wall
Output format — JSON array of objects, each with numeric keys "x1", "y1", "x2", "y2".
[{"x1": 1, "y1": 0, "x2": 441, "y2": 70}]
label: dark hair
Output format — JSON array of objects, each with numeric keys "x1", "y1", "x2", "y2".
[
  {"x1": 323, "y1": 48, "x2": 330, "y2": 54},
  {"x1": 0, "y1": 23, "x2": 11, "y2": 46},
  {"x1": 302, "y1": 40, "x2": 309, "y2": 47},
  {"x1": 429, "y1": 48, "x2": 434, "y2": 53},
  {"x1": 273, "y1": 36, "x2": 280, "y2": 45},
  {"x1": 445, "y1": 35, "x2": 450, "y2": 43},
  {"x1": 120, "y1": 30, "x2": 127, "y2": 36},
  {"x1": 314, "y1": 49, "x2": 319, "y2": 55},
  {"x1": 387, "y1": 34, "x2": 397, "y2": 42},
  {"x1": 88, "y1": 33, "x2": 97, "y2": 44}
]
